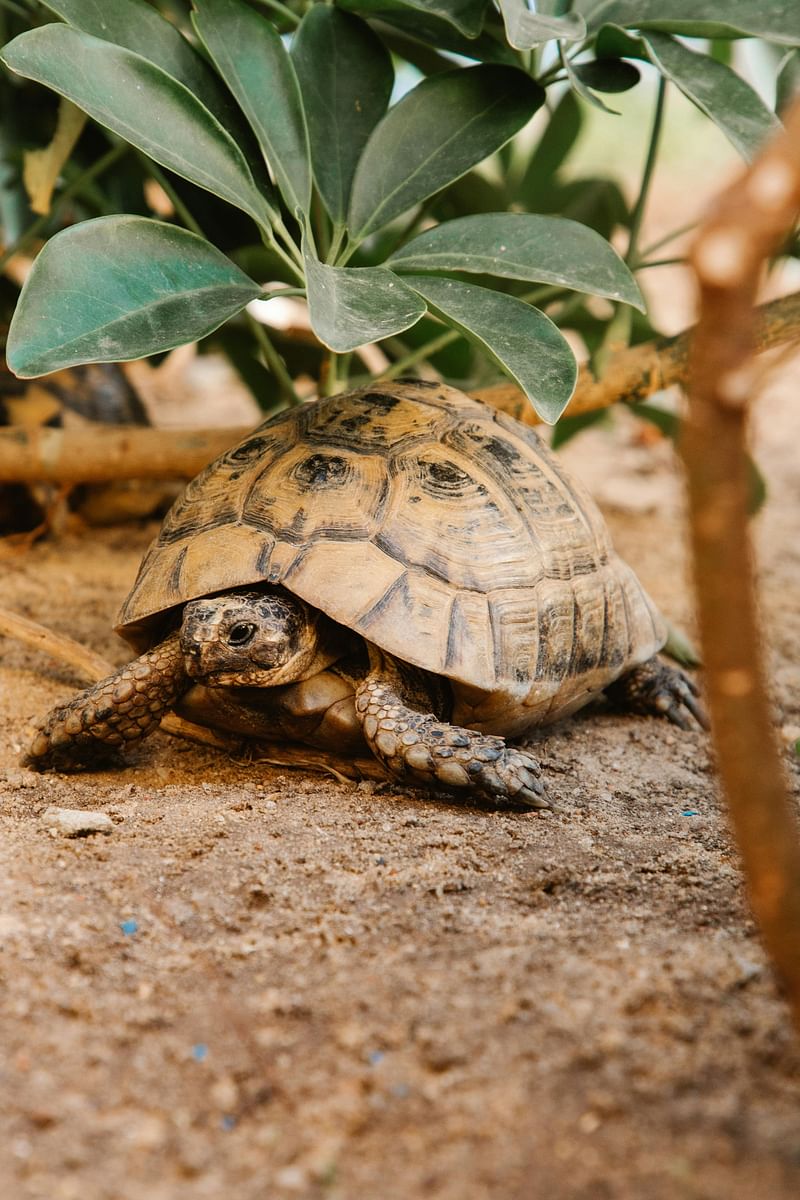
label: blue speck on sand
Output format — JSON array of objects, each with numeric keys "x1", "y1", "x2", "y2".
[
  {"x1": 681, "y1": 810, "x2": 700, "y2": 817},
  {"x1": 191, "y1": 1043, "x2": 209, "y2": 1062},
  {"x1": 120, "y1": 919, "x2": 138, "y2": 935},
  {"x1": 221, "y1": 1115, "x2": 236, "y2": 1131},
  {"x1": 368, "y1": 1049, "x2": 385, "y2": 1066}
]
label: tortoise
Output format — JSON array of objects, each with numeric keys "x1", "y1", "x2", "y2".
[{"x1": 24, "y1": 380, "x2": 704, "y2": 809}]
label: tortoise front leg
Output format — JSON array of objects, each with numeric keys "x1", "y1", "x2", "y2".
[
  {"x1": 355, "y1": 649, "x2": 551, "y2": 811},
  {"x1": 25, "y1": 631, "x2": 187, "y2": 771}
]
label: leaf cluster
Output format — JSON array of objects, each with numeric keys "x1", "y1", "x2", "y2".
[{"x1": 0, "y1": 0, "x2": 798, "y2": 424}]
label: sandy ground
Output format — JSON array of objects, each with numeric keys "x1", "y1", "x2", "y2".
[{"x1": 1, "y1": 345, "x2": 798, "y2": 1200}]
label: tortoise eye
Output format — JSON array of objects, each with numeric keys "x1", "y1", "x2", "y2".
[{"x1": 227, "y1": 621, "x2": 256, "y2": 647}]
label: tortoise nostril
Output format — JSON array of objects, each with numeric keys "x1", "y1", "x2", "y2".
[{"x1": 227, "y1": 621, "x2": 256, "y2": 647}]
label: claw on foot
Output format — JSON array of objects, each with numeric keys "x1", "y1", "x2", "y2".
[{"x1": 607, "y1": 658, "x2": 709, "y2": 731}]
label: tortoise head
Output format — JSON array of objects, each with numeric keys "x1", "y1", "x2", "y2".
[{"x1": 180, "y1": 588, "x2": 330, "y2": 686}]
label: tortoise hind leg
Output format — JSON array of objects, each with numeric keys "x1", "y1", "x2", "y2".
[
  {"x1": 605, "y1": 657, "x2": 709, "y2": 730},
  {"x1": 25, "y1": 631, "x2": 187, "y2": 771},
  {"x1": 355, "y1": 648, "x2": 552, "y2": 811}
]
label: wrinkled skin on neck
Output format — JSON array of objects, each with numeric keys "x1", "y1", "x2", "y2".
[{"x1": 180, "y1": 589, "x2": 340, "y2": 687}]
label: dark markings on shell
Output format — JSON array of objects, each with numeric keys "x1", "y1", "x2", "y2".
[
  {"x1": 598, "y1": 589, "x2": 611, "y2": 674},
  {"x1": 358, "y1": 391, "x2": 401, "y2": 411},
  {"x1": 255, "y1": 535, "x2": 276, "y2": 579},
  {"x1": 395, "y1": 377, "x2": 441, "y2": 389},
  {"x1": 357, "y1": 571, "x2": 409, "y2": 630},
  {"x1": 536, "y1": 599, "x2": 572, "y2": 682},
  {"x1": 168, "y1": 544, "x2": 187, "y2": 596},
  {"x1": 567, "y1": 597, "x2": 583, "y2": 677},
  {"x1": 618, "y1": 577, "x2": 634, "y2": 663},
  {"x1": 444, "y1": 593, "x2": 466, "y2": 672},
  {"x1": 423, "y1": 460, "x2": 472, "y2": 489},
  {"x1": 293, "y1": 453, "x2": 349, "y2": 488},
  {"x1": 488, "y1": 597, "x2": 504, "y2": 681},
  {"x1": 482, "y1": 435, "x2": 524, "y2": 468},
  {"x1": 224, "y1": 434, "x2": 274, "y2": 464}
]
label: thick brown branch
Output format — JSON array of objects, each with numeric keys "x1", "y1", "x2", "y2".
[
  {"x1": 3, "y1": 292, "x2": 800, "y2": 485},
  {"x1": 0, "y1": 425, "x2": 242, "y2": 484},
  {"x1": 683, "y1": 102, "x2": 800, "y2": 1029}
]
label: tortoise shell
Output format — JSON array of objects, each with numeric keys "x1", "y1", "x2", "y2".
[{"x1": 117, "y1": 381, "x2": 665, "y2": 732}]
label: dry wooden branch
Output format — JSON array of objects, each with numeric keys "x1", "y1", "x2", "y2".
[
  {"x1": 474, "y1": 289, "x2": 800, "y2": 422},
  {"x1": 3, "y1": 291, "x2": 800, "y2": 485},
  {"x1": 684, "y1": 101, "x2": 800, "y2": 1029},
  {"x1": 0, "y1": 424, "x2": 242, "y2": 484},
  {"x1": 0, "y1": 605, "x2": 384, "y2": 782}
]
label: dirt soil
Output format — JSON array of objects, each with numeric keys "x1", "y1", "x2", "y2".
[{"x1": 1, "y1": 355, "x2": 799, "y2": 1200}]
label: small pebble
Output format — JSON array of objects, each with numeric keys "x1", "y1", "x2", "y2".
[
  {"x1": 120, "y1": 919, "x2": 138, "y2": 936},
  {"x1": 41, "y1": 807, "x2": 113, "y2": 838}
]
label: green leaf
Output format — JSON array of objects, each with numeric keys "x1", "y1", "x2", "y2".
[
  {"x1": 303, "y1": 242, "x2": 425, "y2": 353},
  {"x1": 0, "y1": 25, "x2": 274, "y2": 227},
  {"x1": 39, "y1": 0, "x2": 240, "y2": 134},
  {"x1": 579, "y1": 0, "x2": 800, "y2": 44},
  {"x1": 192, "y1": 0, "x2": 310, "y2": 217},
  {"x1": 389, "y1": 213, "x2": 644, "y2": 309},
  {"x1": 337, "y1": 0, "x2": 489, "y2": 39},
  {"x1": 497, "y1": 0, "x2": 585, "y2": 48},
  {"x1": 518, "y1": 89, "x2": 583, "y2": 206},
  {"x1": 352, "y1": 7, "x2": 516, "y2": 64},
  {"x1": 777, "y1": 49, "x2": 800, "y2": 113},
  {"x1": 642, "y1": 32, "x2": 781, "y2": 161},
  {"x1": 560, "y1": 47, "x2": 621, "y2": 115},
  {"x1": 573, "y1": 58, "x2": 641, "y2": 93},
  {"x1": 6, "y1": 216, "x2": 261, "y2": 377},
  {"x1": 402, "y1": 275, "x2": 577, "y2": 423},
  {"x1": 550, "y1": 177, "x2": 630, "y2": 238},
  {"x1": 348, "y1": 65, "x2": 544, "y2": 239},
  {"x1": 292, "y1": 7, "x2": 393, "y2": 228}
]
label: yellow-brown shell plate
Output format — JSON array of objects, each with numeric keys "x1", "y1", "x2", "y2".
[{"x1": 117, "y1": 381, "x2": 665, "y2": 722}]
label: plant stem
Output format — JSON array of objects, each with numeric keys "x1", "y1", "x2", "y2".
[
  {"x1": 0, "y1": 140, "x2": 128, "y2": 272},
  {"x1": 626, "y1": 76, "x2": 667, "y2": 268},
  {"x1": 136, "y1": 154, "x2": 205, "y2": 237},
  {"x1": 262, "y1": 286, "x2": 307, "y2": 300},
  {"x1": 262, "y1": 228, "x2": 305, "y2": 283},
  {"x1": 251, "y1": 0, "x2": 300, "y2": 26},
  {"x1": 336, "y1": 234, "x2": 361, "y2": 268},
  {"x1": 326, "y1": 223, "x2": 346, "y2": 265},
  {"x1": 273, "y1": 215, "x2": 304, "y2": 270},
  {"x1": 376, "y1": 283, "x2": 566, "y2": 382},
  {"x1": 246, "y1": 311, "x2": 301, "y2": 406},
  {"x1": 319, "y1": 349, "x2": 353, "y2": 397},
  {"x1": 640, "y1": 218, "x2": 698, "y2": 258},
  {"x1": 377, "y1": 327, "x2": 453, "y2": 381},
  {"x1": 636, "y1": 255, "x2": 687, "y2": 270}
]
